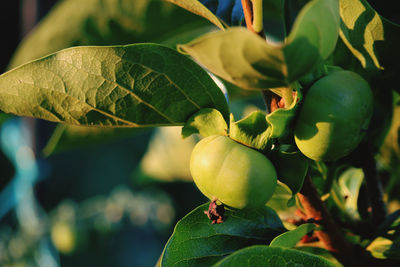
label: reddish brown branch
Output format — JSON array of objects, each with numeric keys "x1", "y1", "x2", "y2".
[
  {"x1": 241, "y1": 0, "x2": 254, "y2": 32},
  {"x1": 298, "y1": 175, "x2": 357, "y2": 265},
  {"x1": 261, "y1": 90, "x2": 281, "y2": 113}
]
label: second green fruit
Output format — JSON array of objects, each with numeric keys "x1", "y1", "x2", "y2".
[
  {"x1": 190, "y1": 135, "x2": 277, "y2": 209},
  {"x1": 295, "y1": 71, "x2": 373, "y2": 161}
]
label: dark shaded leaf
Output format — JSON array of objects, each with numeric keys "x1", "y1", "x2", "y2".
[
  {"x1": 9, "y1": 0, "x2": 208, "y2": 69},
  {"x1": 161, "y1": 203, "x2": 285, "y2": 266},
  {"x1": 339, "y1": 0, "x2": 400, "y2": 88},
  {"x1": 270, "y1": 223, "x2": 316, "y2": 248},
  {"x1": 213, "y1": 245, "x2": 337, "y2": 266}
]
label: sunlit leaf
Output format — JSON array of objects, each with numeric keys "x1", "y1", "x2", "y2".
[
  {"x1": 165, "y1": 0, "x2": 226, "y2": 29},
  {"x1": 339, "y1": 0, "x2": 400, "y2": 84},
  {"x1": 367, "y1": 237, "x2": 400, "y2": 260},
  {"x1": 0, "y1": 44, "x2": 229, "y2": 127},
  {"x1": 179, "y1": 0, "x2": 339, "y2": 90}
]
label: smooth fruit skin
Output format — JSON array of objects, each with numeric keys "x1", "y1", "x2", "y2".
[
  {"x1": 295, "y1": 71, "x2": 373, "y2": 161},
  {"x1": 190, "y1": 135, "x2": 277, "y2": 209}
]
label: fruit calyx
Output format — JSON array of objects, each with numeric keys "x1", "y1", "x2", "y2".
[{"x1": 204, "y1": 198, "x2": 225, "y2": 224}]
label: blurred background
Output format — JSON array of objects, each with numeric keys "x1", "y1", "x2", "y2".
[
  {"x1": 0, "y1": 1, "x2": 214, "y2": 266},
  {"x1": 1, "y1": 0, "x2": 399, "y2": 267}
]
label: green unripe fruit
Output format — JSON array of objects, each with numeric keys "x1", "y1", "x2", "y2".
[
  {"x1": 294, "y1": 70, "x2": 373, "y2": 161},
  {"x1": 190, "y1": 135, "x2": 277, "y2": 209}
]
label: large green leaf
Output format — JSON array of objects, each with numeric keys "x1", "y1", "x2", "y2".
[
  {"x1": 339, "y1": 0, "x2": 400, "y2": 88},
  {"x1": 9, "y1": 0, "x2": 208, "y2": 69},
  {"x1": 179, "y1": 28, "x2": 287, "y2": 89},
  {"x1": 179, "y1": 0, "x2": 339, "y2": 90},
  {"x1": 213, "y1": 245, "x2": 337, "y2": 266},
  {"x1": 160, "y1": 203, "x2": 285, "y2": 266},
  {"x1": 0, "y1": 44, "x2": 229, "y2": 127}
]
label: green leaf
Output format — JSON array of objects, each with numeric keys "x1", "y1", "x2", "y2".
[
  {"x1": 286, "y1": 0, "x2": 340, "y2": 60},
  {"x1": 267, "y1": 182, "x2": 298, "y2": 218},
  {"x1": 266, "y1": 88, "x2": 301, "y2": 140},
  {"x1": 367, "y1": 237, "x2": 400, "y2": 260},
  {"x1": 160, "y1": 203, "x2": 285, "y2": 267},
  {"x1": 262, "y1": 0, "x2": 286, "y2": 42},
  {"x1": 270, "y1": 149, "x2": 309, "y2": 196},
  {"x1": 182, "y1": 108, "x2": 228, "y2": 138},
  {"x1": 270, "y1": 223, "x2": 316, "y2": 248},
  {"x1": 165, "y1": 0, "x2": 226, "y2": 30},
  {"x1": 213, "y1": 245, "x2": 337, "y2": 267},
  {"x1": 229, "y1": 111, "x2": 272, "y2": 151},
  {"x1": 9, "y1": 0, "x2": 208, "y2": 69},
  {"x1": 179, "y1": 0, "x2": 339, "y2": 90},
  {"x1": 339, "y1": 0, "x2": 400, "y2": 87},
  {"x1": 0, "y1": 44, "x2": 229, "y2": 127},
  {"x1": 179, "y1": 28, "x2": 287, "y2": 90},
  {"x1": 294, "y1": 246, "x2": 343, "y2": 266},
  {"x1": 337, "y1": 168, "x2": 364, "y2": 219}
]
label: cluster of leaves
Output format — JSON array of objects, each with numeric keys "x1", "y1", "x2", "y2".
[{"x1": 1, "y1": 0, "x2": 400, "y2": 266}]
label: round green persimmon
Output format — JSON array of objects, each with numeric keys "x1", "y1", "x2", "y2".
[
  {"x1": 294, "y1": 70, "x2": 373, "y2": 161},
  {"x1": 190, "y1": 135, "x2": 277, "y2": 209}
]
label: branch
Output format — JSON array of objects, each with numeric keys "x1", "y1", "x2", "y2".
[
  {"x1": 298, "y1": 175, "x2": 358, "y2": 265},
  {"x1": 241, "y1": 0, "x2": 254, "y2": 32},
  {"x1": 358, "y1": 144, "x2": 387, "y2": 225},
  {"x1": 261, "y1": 90, "x2": 280, "y2": 113},
  {"x1": 241, "y1": 0, "x2": 265, "y2": 37}
]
